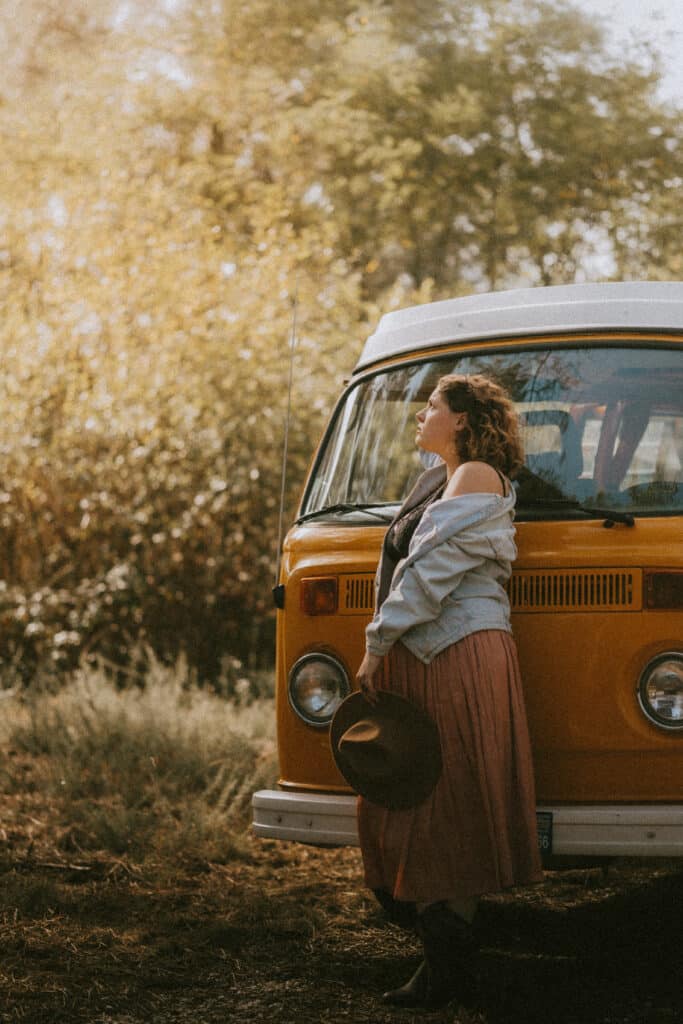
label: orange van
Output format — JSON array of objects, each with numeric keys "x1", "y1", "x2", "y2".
[{"x1": 253, "y1": 281, "x2": 683, "y2": 860}]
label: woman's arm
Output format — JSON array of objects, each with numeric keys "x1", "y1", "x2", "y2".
[
  {"x1": 364, "y1": 539, "x2": 483, "y2": 659},
  {"x1": 356, "y1": 650, "x2": 383, "y2": 704},
  {"x1": 356, "y1": 468, "x2": 507, "y2": 699},
  {"x1": 357, "y1": 539, "x2": 484, "y2": 700}
]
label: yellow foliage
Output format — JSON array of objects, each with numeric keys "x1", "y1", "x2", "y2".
[{"x1": 0, "y1": 0, "x2": 681, "y2": 681}]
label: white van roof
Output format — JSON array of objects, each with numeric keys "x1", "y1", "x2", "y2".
[{"x1": 355, "y1": 281, "x2": 683, "y2": 372}]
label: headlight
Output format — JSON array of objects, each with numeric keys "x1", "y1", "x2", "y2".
[
  {"x1": 637, "y1": 653, "x2": 683, "y2": 731},
  {"x1": 288, "y1": 653, "x2": 350, "y2": 728}
]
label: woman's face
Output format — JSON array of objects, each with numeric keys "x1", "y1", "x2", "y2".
[{"x1": 415, "y1": 388, "x2": 465, "y2": 458}]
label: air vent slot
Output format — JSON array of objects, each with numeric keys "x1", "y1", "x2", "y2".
[
  {"x1": 509, "y1": 569, "x2": 642, "y2": 612},
  {"x1": 337, "y1": 570, "x2": 642, "y2": 615},
  {"x1": 339, "y1": 574, "x2": 375, "y2": 614}
]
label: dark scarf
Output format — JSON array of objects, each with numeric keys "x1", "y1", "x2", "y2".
[{"x1": 376, "y1": 464, "x2": 448, "y2": 608}]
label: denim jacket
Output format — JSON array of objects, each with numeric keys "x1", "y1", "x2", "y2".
[{"x1": 365, "y1": 467, "x2": 516, "y2": 665}]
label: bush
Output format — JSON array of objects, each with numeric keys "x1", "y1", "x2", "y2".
[{"x1": 0, "y1": 656, "x2": 277, "y2": 865}]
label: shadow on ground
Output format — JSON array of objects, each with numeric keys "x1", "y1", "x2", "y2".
[
  {"x1": 1, "y1": 839, "x2": 681, "y2": 1023},
  {"x1": 473, "y1": 868, "x2": 680, "y2": 1023},
  {"x1": 247, "y1": 855, "x2": 682, "y2": 1024}
]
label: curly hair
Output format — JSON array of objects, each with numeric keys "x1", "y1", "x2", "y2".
[{"x1": 436, "y1": 373, "x2": 524, "y2": 478}]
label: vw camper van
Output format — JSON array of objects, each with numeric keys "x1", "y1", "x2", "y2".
[{"x1": 253, "y1": 281, "x2": 683, "y2": 860}]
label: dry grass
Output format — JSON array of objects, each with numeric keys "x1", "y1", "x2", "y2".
[
  {"x1": 0, "y1": 658, "x2": 277, "y2": 867},
  {"x1": 0, "y1": 668, "x2": 681, "y2": 1023},
  {"x1": 1, "y1": 824, "x2": 681, "y2": 1024}
]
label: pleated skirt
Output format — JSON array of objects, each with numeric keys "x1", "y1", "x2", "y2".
[{"x1": 358, "y1": 629, "x2": 543, "y2": 904}]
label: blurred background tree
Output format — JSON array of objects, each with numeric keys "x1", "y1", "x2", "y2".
[{"x1": 0, "y1": 0, "x2": 680, "y2": 682}]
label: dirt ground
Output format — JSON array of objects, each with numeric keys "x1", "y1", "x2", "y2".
[{"x1": 1, "y1": 820, "x2": 681, "y2": 1024}]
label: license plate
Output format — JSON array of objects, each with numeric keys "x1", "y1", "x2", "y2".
[{"x1": 536, "y1": 811, "x2": 553, "y2": 855}]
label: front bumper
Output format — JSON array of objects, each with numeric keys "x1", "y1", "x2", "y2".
[{"x1": 252, "y1": 789, "x2": 683, "y2": 856}]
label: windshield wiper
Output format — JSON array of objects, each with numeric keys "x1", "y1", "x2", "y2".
[
  {"x1": 296, "y1": 502, "x2": 395, "y2": 524},
  {"x1": 519, "y1": 498, "x2": 635, "y2": 527}
]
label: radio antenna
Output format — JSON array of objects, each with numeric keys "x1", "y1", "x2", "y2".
[{"x1": 273, "y1": 280, "x2": 299, "y2": 600}]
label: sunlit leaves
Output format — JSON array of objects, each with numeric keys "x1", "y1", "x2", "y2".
[{"x1": 0, "y1": 0, "x2": 681, "y2": 681}]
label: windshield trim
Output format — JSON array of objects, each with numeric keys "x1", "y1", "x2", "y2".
[{"x1": 352, "y1": 332, "x2": 683, "y2": 376}]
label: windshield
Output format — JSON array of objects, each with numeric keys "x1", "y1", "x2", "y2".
[{"x1": 303, "y1": 344, "x2": 683, "y2": 518}]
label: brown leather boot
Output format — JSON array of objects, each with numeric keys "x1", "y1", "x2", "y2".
[
  {"x1": 372, "y1": 888, "x2": 417, "y2": 931},
  {"x1": 417, "y1": 901, "x2": 478, "y2": 1009},
  {"x1": 382, "y1": 960, "x2": 427, "y2": 1006}
]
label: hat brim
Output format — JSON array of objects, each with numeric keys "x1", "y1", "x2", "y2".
[{"x1": 330, "y1": 690, "x2": 442, "y2": 810}]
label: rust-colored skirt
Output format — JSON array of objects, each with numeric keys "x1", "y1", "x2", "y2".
[{"x1": 358, "y1": 630, "x2": 543, "y2": 903}]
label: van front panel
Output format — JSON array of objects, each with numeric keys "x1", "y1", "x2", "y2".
[{"x1": 277, "y1": 519, "x2": 683, "y2": 803}]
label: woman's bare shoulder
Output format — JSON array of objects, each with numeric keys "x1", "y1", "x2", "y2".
[{"x1": 443, "y1": 461, "x2": 504, "y2": 498}]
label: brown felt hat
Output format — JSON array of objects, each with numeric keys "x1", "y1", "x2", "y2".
[{"x1": 330, "y1": 690, "x2": 442, "y2": 810}]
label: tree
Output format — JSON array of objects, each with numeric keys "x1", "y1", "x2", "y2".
[
  {"x1": 179, "y1": 0, "x2": 683, "y2": 295},
  {"x1": 0, "y1": 0, "x2": 681, "y2": 679}
]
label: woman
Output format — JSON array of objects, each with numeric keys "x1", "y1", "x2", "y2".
[{"x1": 355, "y1": 373, "x2": 543, "y2": 1009}]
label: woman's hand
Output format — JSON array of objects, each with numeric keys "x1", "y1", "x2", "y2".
[{"x1": 356, "y1": 650, "x2": 382, "y2": 704}]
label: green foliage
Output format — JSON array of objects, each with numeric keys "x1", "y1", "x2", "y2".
[
  {"x1": 0, "y1": 659, "x2": 277, "y2": 863},
  {"x1": 192, "y1": 0, "x2": 683, "y2": 292},
  {"x1": 0, "y1": 0, "x2": 681, "y2": 679}
]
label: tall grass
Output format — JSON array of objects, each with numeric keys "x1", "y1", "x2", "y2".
[{"x1": 0, "y1": 654, "x2": 277, "y2": 866}]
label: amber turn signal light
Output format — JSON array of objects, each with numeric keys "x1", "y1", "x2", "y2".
[
  {"x1": 300, "y1": 577, "x2": 338, "y2": 615},
  {"x1": 645, "y1": 572, "x2": 683, "y2": 609}
]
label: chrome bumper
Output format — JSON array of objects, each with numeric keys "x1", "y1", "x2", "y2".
[
  {"x1": 253, "y1": 789, "x2": 683, "y2": 856},
  {"x1": 252, "y1": 790, "x2": 359, "y2": 845}
]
